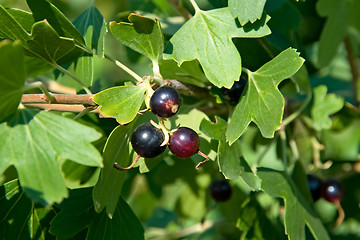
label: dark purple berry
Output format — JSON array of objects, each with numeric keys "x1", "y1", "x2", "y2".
[
  {"x1": 221, "y1": 79, "x2": 247, "y2": 106},
  {"x1": 209, "y1": 180, "x2": 232, "y2": 202},
  {"x1": 150, "y1": 86, "x2": 181, "y2": 118},
  {"x1": 321, "y1": 179, "x2": 344, "y2": 203},
  {"x1": 307, "y1": 174, "x2": 322, "y2": 201},
  {"x1": 131, "y1": 123, "x2": 166, "y2": 158},
  {"x1": 169, "y1": 127, "x2": 200, "y2": 158}
]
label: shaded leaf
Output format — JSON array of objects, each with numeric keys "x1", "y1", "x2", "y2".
[
  {"x1": 229, "y1": 0, "x2": 266, "y2": 25},
  {"x1": 310, "y1": 85, "x2": 344, "y2": 131},
  {"x1": 73, "y1": 3, "x2": 106, "y2": 55},
  {"x1": 159, "y1": 59, "x2": 207, "y2": 87},
  {"x1": 316, "y1": 0, "x2": 360, "y2": 67},
  {"x1": 258, "y1": 169, "x2": 330, "y2": 240},
  {"x1": 50, "y1": 188, "x2": 144, "y2": 240},
  {"x1": 93, "y1": 123, "x2": 135, "y2": 218},
  {"x1": 26, "y1": 0, "x2": 86, "y2": 49},
  {"x1": 110, "y1": 13, "x2": 164, "y2": 62},
  {"x1": 226, "y1": 48, "x2": 304, "y2": 144},
  {"x1": 0, "y1": 5, "x2": 30, "y2": 45},
  {"x1": 0, "y1": 179, "x2": 55, "y2": 240},
  {"x1": 5, "y1": 8, "x2": 34, "y2": 33},
  {"x1": 322, "y1": 120, "x2": 360, "y2": 161},
  {"x1": 164, "y1": 7, "x2": 271, "y2": 88},
  {"x1": 27, "y1": 20, "x2": 75, "y2": 64},
  {"x1": 0, "y1": 109, "x2": 102, "y2": 205},
  {"x1": 200, "y1": 117, "x2": 261, "y2": 189},
  {"x1": 0, "y1": 40, "x2": 25, "y2": 121},
  {"x1": 93, "y1": 84, "x2": 147, "y2": 124}
]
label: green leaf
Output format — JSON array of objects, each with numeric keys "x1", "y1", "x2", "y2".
[
  {"x1": 50, "y1": 188, "x2": 144, "y2": 240},
  {"x1": 26, "y1": 0, "x2": 86, "y2": 49},
  {"x1": 73, "y1": 3, "x2": 106, "y2": 55},
  {"x1": 27, "y1": 20, "x2": 75, "y2": 64},
  {"x1": 229, "y1": 0, "x2": 266, "y2": 25},
  {"x1": 164, "y1": 7, "x2": 271, "y2": 88},
  {"x1": 0, "y1": 40, "x2": 25, "y2": 121},
  {"x1": 316, "y1": 0, "x2": 360, "y2": 67},
  {"x1": 5, "y1": 8, "x2": 34, "y2": 34},
  {"x1": 93, "y1": 124, "x2": 135, "y2": 218},
  {"x1": 200, "y1": 117, "x2": 261, "y2": 189},
  {"x1": 258, "y1": 169, "x2": 330, "y2": 240},
  {"x1": 0, "y1": 5, "x2": 30, "y2": 45},
  {"x1": 0, "y1": 109, "x2": 102, "y2": 205},
  {"x1": 310, "y1": 85, "x2": 344, "y2": 131},
  {"x1": 0, "y1": 179, "x2": 55, "y2": 239},
  {"x1": 110, "y1": 13, "x2": 164, "y2": 62},
  {"x1": 93, "y1": 84, "x2": 147, "y2": 124},
  {"x1": 226, "y1": 48, "x2": 304, "y2": 144},
  {"x1": 322, "y1": 120, "x2": 360, "y2": 161}
]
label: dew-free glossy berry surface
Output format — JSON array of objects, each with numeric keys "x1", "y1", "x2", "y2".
[
  {"x1": 131, "y1": 123, "x2": 166, "y2": 158},
  {"x1": 169, "y1": 127, "x2": 200, "y2": 158},
  {"x1": 150, "y1": 86, "x2": 181, "y2": 118},
  {"x1": 321, "y1": 179, "x2": 344, "y2": 203},
  {"x1": 307, "y1": 174, "x2": 322, "y2": 201},
  {"x1": 221, "y1": 79, "x2": 247, "y2": 106},
  {"x1": 209, "y1": 180, "x2": 232, "y2": 202}
]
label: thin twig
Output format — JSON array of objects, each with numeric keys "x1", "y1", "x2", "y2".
[
  {"x1": 165, "y1": 79, "x2": 211, "y2": 99},
  {"x1": 344, "y1": 36, "x2": 360, "y2": 106},
  {"x1": 103, "y1": 54, "x2": 143, "y2": 83},
  {"x1": 21, "y1": 94, "x2": 95, "y2": 105},
  {"x1": 23, "y1": 103, "x2": 99, "y2": 113}
]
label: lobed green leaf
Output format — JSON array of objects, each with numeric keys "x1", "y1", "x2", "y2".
[
  {"x1": 93, "y1": 84, "x2": 147, "y2": 125},
  {"x1": 164, "y1": 7, "x2": 271, "y2": 88},
  {"x1": 0, "y1": 40, "x2": 25, "y2": 121},
  {"x1": 226, "y1": 48, "x2": 304, "y2": 144},
  {"x1": 0, "y1": 109, "x2": 102, "y2": 205},
  {"x1": 229, "y1": 0, "x2": 266, "y2": 25},
  {"x1": 310, "y1": 85, "x2": 344, "y2": 131},
  {"x1": 110, "y1": 13, "x2": 164, "y2": 62}
]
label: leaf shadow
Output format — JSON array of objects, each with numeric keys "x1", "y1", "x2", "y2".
[{"x1": 2, "y1": 109, "x2": 38, "y2": 127}]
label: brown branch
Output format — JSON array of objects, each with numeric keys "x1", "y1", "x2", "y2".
[
  {"x1": 165, "y1": 79, "x2": 211, "y2": 99},
  {"x1": 21, "y1": 94, "x2": 96, "y2": 106},
  {"x1": 23, "y1": 103, "x2": 98, "y2": 113},
  {"x1": 344, "y1": 36, "x2": 360, "y2": 106}
]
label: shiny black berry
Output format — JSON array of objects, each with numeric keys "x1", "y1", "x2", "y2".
[
  {"x1": 131, "y1": 123, "x2": 166, "y2": 158},
  {"x1": 307, "y1": 174, "x2": 322, "y2": 201},
  {"x1": 169, "y1": 127, "x2": 200, "y2": 158},
  {"x1": 321, "y1": 179, "x2": 344, "y2": 203},
  {"x1": 221, "y1": 79, "x2": 247, "y2": 106},
  {"x1": 150, "y1": 86, "x2": 181, "y2": 118},
  {"x1": 209, "y1": 180, "x2": 232, "y2": 202}
]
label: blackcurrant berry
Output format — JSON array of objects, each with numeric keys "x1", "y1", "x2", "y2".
[
  {"x1": 307, "y1": 174, "x2": 322, "y2": 201},
  {"x1": 169, "y1": 127, "x2": 200, "y2": 158},
  {"x1": 321, "y1": 179, "x2": 344, "y2": 203},
  {"x1": 209, "y1": 180, "x2": 232, "y2": 202},
  {"x1": 131, "y1": 123, "x2": 166, "y2": 158},
  {"x1": 150, "y1": 86, "x2": 181, "y2": 118},
  {"x1": 221, "y1": 79, "x2": 247, "y2": 106}
]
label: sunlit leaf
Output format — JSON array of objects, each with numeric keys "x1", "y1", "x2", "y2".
[
  {"x1": 226, "y1": 48, "x2": 304, "y2": 144},
  {"x1": 0, "y1": 109, "x2": 102, "y2": 205},
  {"x1": 110, "y1": 13, "x2": 164, "y2": 62},
  {"x1": 164, "y1": 7, "x2": 271, "y2": 88},
  {"x1": 229, "y1": 0, "x2": 266, "y2": 25},
  {"x1": 93, "y1": 84, "x2": 147, "y2": 124}
]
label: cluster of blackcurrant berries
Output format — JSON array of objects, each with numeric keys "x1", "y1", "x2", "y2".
[
  {"x1": 114, "y1": 85, "x2": 209, "y2": 171},
  {"x1": 307, "y1": 174, "x2": 345, "y2": 225}
]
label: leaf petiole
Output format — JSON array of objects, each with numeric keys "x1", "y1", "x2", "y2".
[
  {"x1": 20, "y1": 81, "x2": 56, "y2": 103},
  {"x1": 53, "y1": 64, "x2": 92, "y2": 94},
  {"x1": 103, "y1": 54, "x2": 143, "y2": 83},
  {"x1": 189, "y1": 0, "x2": 201, "y2": 13}
]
